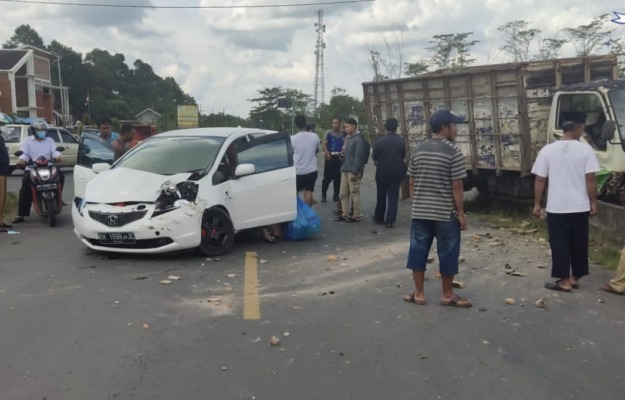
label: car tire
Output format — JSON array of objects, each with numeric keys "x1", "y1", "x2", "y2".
[{"x1": 199, "y1": 208, "x2": 235, "y2": 256}]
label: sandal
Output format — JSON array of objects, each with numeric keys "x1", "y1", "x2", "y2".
[
  {"x1": 600, "y1": 284, "x2": 624, "y2": 295},
  {"x1": 345, "y1": 217, "x2": 360, "y2": 223},
  {"x1": 334, "y1": 216, "x2": 348, "y2": 222},
  {"x1": 403, "y1": 293, "x2": 426, "y2": 305},
  {"x1": 545, "y1": 280, "x2": 571, "y2": 292},
  {"x1": 440, "y1": 294, "x2": 472, "y2": 308}
]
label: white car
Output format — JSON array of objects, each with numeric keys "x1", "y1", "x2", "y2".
[{"x1": 72, "y1": 128, "x2": 297, "y2": 256}]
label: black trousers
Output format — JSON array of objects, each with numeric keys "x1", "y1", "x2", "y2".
[
  {"x1": 18, "y1": 169, "x2": 65, "y2": 217},
  {"x1": 321, "y1": 156, "x2": 342, "y2": 196},
  {"x1": 374, "y1": 179, "x2": 401, "y2": 224},
  {"x1": 547, "y1": 212, "x2": 590, "y2": 280}
]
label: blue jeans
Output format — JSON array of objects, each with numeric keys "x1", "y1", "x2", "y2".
[{"x1": 406, "y1": 215, "x2": 461, "y2": 276}]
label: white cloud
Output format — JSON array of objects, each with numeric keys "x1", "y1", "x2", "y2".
[{"x1": 0, "y1": 0, "x2": 623, "y2": 119}]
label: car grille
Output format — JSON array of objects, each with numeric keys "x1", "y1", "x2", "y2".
[
  {"x1": 88, "y1": 210, "x2": 148, "y2": 227},
  {"x1": 86, "y1": 237, "x2": 173, "y2": 249}
]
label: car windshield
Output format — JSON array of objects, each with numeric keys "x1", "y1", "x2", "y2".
[
  {"x1": 1, "y1": 126, "x2": 22, "y2": 143},
  {"x1": 114, "y1": 136, "x2": 225, "y2": 175},
  {"x1": 609, "y1": 88, "x2": 625, "y2": 131}
]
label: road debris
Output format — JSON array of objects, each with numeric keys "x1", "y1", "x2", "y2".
[
  {"x1": 597, "y1": 298, "x2": 605, "y2": 304},
  {"x1": 535, "y1": 297, "x2": 548, "y2": 309},
  {"x1": 340, "y1": 263, "x2": 349, "y2": 268},
  {"x1": 283, "y1": 332, "x2": 291, "y2": 337},
  {"x1": 143, "y1": 323, "x2": 150, "y2": 329},
  {"x1": 207, "y1": 257, "x2": 221, "y2": 261},
  {"x1": 505, "y1": 298, "x2": 517, "y2": 305},
  {"x1": 260, "y1": 259, "x2": 268, "y2": 264},
  {"x1": 132, "y1": 275, "x2": 148, "y2": 280},
  {"x1": 159, "y1": 279, "x2": 172, "y2": 285},
  {"x1": 418, "y1": 354, "x2": 428, "y2": 359},
  {"x1": 168, "y1": 275, "x2": 181, "y2": 281},
  {"x1": 504, "y1": 263, "x2": 527, "y2": 277},
  {"x1": 226, "y1": 273, "x2": 237, "y2": 278},
  {"x1": 427, "y1": 256, "x2": 436, "y2": 264},
  {"x1": 536, "y1": 265, "x2": 548, "y2": 269},
  {"x1": 328, "y1": 255, "x2": 337, "y2": 263},
  {"x1": 221, "y1": 366, "x2": 228, "y2": 371},
  {"x1": 269, "y1": 336, "x2": 281, "y2": 346},
  {"x1": 452, "y1": 280, "x2": 465, "y2": 289}
]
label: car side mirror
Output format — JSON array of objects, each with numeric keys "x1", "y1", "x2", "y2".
[
  {"x1": 14, "y1": 150, "x2": 23, "y2": 157},
  {"x1": 602, "y1": 120, "x2": 617, "y2": 141},
  {"x1": 55, "y1": 146, "x2": 64, "y2": 152},
  {"x1": 234, "y1": 163, "x2": 255, "y2": 177},
  {"x1": 92, "y1": 163, "x2": 111, "y2": 174}
]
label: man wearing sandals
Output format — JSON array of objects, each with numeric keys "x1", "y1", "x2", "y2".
[
  {"x1": 532, "y1": 120, "x2": 599, "y2": 292},
  {"x1": 403, "y1": 109, "x2": 472, "y2": 308}
]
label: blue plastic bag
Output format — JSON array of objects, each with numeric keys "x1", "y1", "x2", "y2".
[{"x1": 284, "y1": 197, "x2": 322, "y2": 241}]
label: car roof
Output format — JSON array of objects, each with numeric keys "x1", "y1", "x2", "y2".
[{"x1": 158, "y1": 127, "x2": 277, "y2": 138}]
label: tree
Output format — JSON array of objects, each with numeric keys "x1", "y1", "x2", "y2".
[
  {"x1": 564, "y1": 14, "x2": 611, "y2": 56},
  {"x1": 428, "y1": 32, "x2": 479, "y2": 69},
  {"x1": 47, "y1": 40, "x2": 90, "y2": 118},
  {"x1": 605, "y1": 35, "x2": 625, "y2": 78},
  {"x1": 367, "y1": 49, "x2": 388, "y2": 82},
  {"x1": 498, "y1": 20, "x2": 540, "y2": 61},
  {"x1": 200, "y1": 112, "x2": 248, "y2": 127},
  {"x1": 404, "y1": 61, "x2": 429, "y2": 77},
  {"x1": 2, "y1": 24, "x2": 45, "y2": 49},
  {"x1": 366, "y1": 32, "x2": 407, "y2": 81},
  {"x1": 248, "y1": 86, "x2": 311, "y2": 131}
]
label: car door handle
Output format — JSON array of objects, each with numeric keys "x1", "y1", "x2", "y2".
[{"x1": 279, "y1": 177, "x2": 290, "y2": 182}]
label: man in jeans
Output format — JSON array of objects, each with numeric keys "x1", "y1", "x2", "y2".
[
  {"x1": 321, "y1": 117, "x2": 345, "y2": 203},
  {"x1": 336, "y1": 118, "x2": 366, "y2": 223},
  {"x1": 403, "y1": 109, "x2": 471, "y2": 308}
]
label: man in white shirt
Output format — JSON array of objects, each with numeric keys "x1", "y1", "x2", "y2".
[
  {"x1": 532, "y1": 120, "x2": 600, "y2": 292},
  {"x1": 12, "y1": 122, "x2": 64, "y2": 223},
  {"x1": 291, "y1": 115, "x2": 319, "y2": 206}
]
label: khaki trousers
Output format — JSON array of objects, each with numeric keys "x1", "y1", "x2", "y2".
[
  {"x1": 608, "y1": 246, "x2": 625, "y2": 293},
  {"x1": 339, "y1": 172, "x2": 361, "y2": 218}
]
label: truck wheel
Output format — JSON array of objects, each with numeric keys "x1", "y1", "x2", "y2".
[
  {"x1": 47, "y1": 198, "x2": 57, "y2": 227},
  {"x1": 199, "y1": 208, "x2": 234, "y2": 256}
]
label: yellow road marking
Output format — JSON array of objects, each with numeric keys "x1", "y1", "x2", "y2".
[{"x1": 244, "y1": 251, "x2": 260, "y2": 320}]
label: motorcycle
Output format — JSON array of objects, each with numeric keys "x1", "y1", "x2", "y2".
[{"x1": 14, "y1": 149, "x2": 64, "y2": 227}]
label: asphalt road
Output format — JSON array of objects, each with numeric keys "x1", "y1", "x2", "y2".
[{"x1": 1, "y1": 168, "x2": 624, "y2": 400}]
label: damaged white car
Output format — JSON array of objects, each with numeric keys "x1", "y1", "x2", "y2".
[{"x1": 71, "y1": 128, "x2": 297, "y2": 255}]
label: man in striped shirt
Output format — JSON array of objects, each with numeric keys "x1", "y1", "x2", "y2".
[{"x1": 403, "y1": 109, "x2": 472, "y2": 308}]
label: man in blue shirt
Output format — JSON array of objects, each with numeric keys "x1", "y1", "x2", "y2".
[
  {"x1": 321, "y1": 117, "x2": 346, "y2": 202},
  {"x1": 96, "y1": 117, "x2": 119, "y2": 144}
]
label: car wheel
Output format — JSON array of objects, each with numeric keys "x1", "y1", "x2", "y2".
[{"x1": 199, "y1": 208, "x2": 235, "y2": 256}]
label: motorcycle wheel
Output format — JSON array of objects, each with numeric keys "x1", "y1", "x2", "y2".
[{"x1": 47, "y1": 198, "x2": 57, "y2": 227}]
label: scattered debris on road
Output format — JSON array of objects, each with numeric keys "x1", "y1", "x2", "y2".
[
  {"x1": 453, "y1": 280, "x2": 465, "y2": 289},
  {"x1": 269, "y1": 336, "x2": 280, "y2": 346},
  {"x1": 535, "y1": 297, "x2": 548, "y2": 309},
  {"x1": 143, "y1": 323, "x2": 150, "y2": 329},
  {"x1": 159, "y1": 279, "x2": 172, "y2": 285},
  {"x1": 226, "y1": 273, "x2": 237, "y2": 278},
  {"x1": 505, "y1": 298, "x2": 517, "y2": 305}
]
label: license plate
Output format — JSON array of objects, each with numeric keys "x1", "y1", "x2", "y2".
[
  {"x1": 36, "y1": 183, "x2": 57, "y2": 191},
  {"x1": 98, "y1": 232, "x2": 136, "y2": 244}
]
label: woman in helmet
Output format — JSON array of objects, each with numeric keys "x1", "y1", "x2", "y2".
[{"x1": 12, "y1": 120, "x2": 65, "y2": 224}]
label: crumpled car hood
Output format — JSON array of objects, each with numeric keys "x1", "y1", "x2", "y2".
[{"x1": 85, "y1": 167, "x2": 192, "y2": 203}]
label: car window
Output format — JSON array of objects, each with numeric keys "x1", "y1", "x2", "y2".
[
  {"x1": 114, "y1": 136, "x2": 225, "y2": 176},
  {"x1": 79, "y1": 135, "x2": 114, "y2": 167},
  {"x1": 237, "y1": 135, "x2": 289, "y2": 174},
  {"x1": 59, "y1": 129, "x2": 78, "y2": 143},
  {"x1": 1, "y1": 126, "x2": 23, "y2": 143},
  {"x1": 46, "y1": 129, "x2": 60, "y2": 142}
]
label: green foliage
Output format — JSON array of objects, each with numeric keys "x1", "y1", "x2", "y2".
[
  {"x1": 564, "y1": 14, "x2": 611, "y2": 56},
  {"x1": 248, "y1": 86, "x2": 311, "y2": 131},
  {"x1": 316, "y1": 87, "x2": 366, "y2": 133},
  {"x1": 2, "y1": 24, "x2": 44, "y2": 49},
  {"x1": 498, "y1": 20, "x2": 540, "y2": 62},
  {"x1": 428, "y1": 32, "x2": 479, "y2": 69},
  {"x1": 200, "y1": 112, "x2": 248, "y2": 128},
  {"x1": 404, "y1": 61, "x2": 429, "y2": 77}
]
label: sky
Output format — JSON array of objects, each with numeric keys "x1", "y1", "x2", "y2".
[{"x1": 0, "y1": 0, "x2": 624, "y2": 118}]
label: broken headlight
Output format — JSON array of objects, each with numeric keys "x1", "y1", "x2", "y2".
[{"x1": 153, "y1": 181, "x2": 199, "y2": 217}]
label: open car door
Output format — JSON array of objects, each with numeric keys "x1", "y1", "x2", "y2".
[{"x1": 73, "y1": 133, "x2": 114, "y2": 199}]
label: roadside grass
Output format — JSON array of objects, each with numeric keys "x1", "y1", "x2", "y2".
[{"x1": 466, "y1": 195, "x2": 620, "y2": 270}]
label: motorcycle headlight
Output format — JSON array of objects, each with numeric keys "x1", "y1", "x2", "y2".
[{"x1": 37, "y1": 169, "x2": 51, "y2": 181}]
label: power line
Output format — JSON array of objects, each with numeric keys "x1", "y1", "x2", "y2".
[{"x1": 0, "y1": 0, "x2": 375, "y2": 9}]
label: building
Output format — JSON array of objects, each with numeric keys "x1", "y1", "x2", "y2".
[
  {"x1": 0, "y1": 45, "x2": 70, "y2": 125},
  {"x1": 135, "y1": 108, "x2": 161, "y2": 125}
]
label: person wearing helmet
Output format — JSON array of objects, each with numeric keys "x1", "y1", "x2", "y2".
[{"x1": 11, "y1": 121, "x2": 65, "y2": 224}]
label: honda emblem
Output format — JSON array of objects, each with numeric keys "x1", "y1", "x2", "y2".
[{"x1": 107, "y1": 215, "x2": 119, "y2": 226}]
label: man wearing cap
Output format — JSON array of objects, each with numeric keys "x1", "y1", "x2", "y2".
[
  {"x1": 532, "y1": 120, "x2": 599, "y2": 292},
  {"x1": 403, "y1": 109, "x2": 471, "y2": 308}
]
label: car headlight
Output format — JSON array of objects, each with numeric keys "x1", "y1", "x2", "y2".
[
  {"x1": 37, "y1": 169, "x2": 51, "y2": 181},
  {"x1": 77, "y1": 197, "x2": 87, "y2": 216}
]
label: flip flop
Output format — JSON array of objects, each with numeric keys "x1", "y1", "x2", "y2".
[
  {"x1": 440, "y1": 294, "x2": 472, "y2": 308},
  {"x1": 545, "y1": 281, "x2": 572, "y2": 292},
  {"x1": 403, "y1": 293, "x2": 426, "y2": 305},
  {"x1": 600, "y1": 284, "x2": 624, "y2": 295}
]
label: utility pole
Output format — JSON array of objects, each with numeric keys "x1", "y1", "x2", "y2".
[{"x1": 313, "y1": 9, "x2": 325, "y2": 118}]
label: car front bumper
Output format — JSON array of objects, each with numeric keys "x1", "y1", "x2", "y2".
[{"x1": 72, "y1": 201, "x2": 203, "y2": 254}]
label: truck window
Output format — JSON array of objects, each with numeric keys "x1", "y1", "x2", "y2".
[{"x1": 557, "y1": 93, "x2": 608, "y2": 151}]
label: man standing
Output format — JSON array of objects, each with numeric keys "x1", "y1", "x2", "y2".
[
  {"x1": 291, "y1": 115, "x2": 319, "y2": 206},
  {"x1": 403, "y1": 109, "x2": 471, "y2": 308},
  {"x1": 321, "y1": 117, "x2": 345, "y2": 203},
  {"x1": 96, "y1": 117, "x2": 119, "y2": 144},
  {"x1": 0, "y1": 129, "x2": 10, "y2": 230},
  {"x1": 113, "y1": 123, "x2": 136, "y2": 161},
  {"x1": 12, "y1": 121, "x2": 64, "y2": 224},
  {"x1": 372, "y1": 118, "x2": 406, "y2": 228},
  {"x1": 336, "y1": 118, "x2": 366, "y2": 223},
  {"x1": 532, "y1": 120, "x2": 600, "y2": 292}
]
